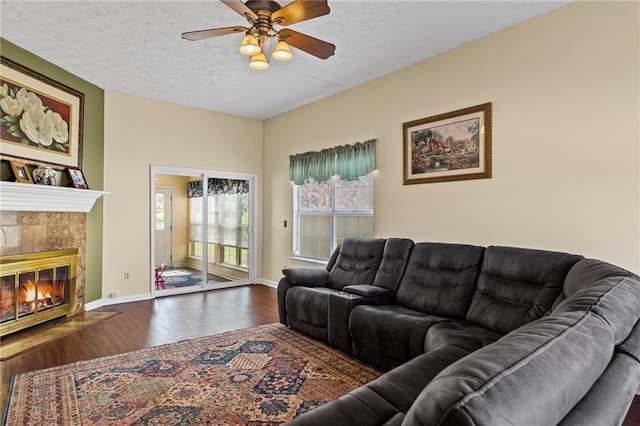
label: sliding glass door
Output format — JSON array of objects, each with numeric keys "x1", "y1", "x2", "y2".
[{"x1": 150, "y1": 166, "x2": 256, "y2": 296}]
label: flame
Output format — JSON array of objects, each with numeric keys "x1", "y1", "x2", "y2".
[
  {"x1": 24, "y1": 281, "x2": 36, "y2": 302},
  {"x1": 20, "y1": 280, "x2": 55, "y2": 305}
]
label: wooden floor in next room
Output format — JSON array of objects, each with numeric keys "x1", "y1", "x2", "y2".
[{"x1": 1, "y1": 285, "x2": 639, "y2": 424}]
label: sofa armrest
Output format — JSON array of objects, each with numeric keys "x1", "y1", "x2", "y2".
[
  {"x1": 278, "y1": 269, "x2": 330, "y2": 326},
  {"x1": 282, "y1": 268, "x2": 329, "y2": 287},
  {"x1": 343, "y1": 284, "x2": 392, "y2": 298}
]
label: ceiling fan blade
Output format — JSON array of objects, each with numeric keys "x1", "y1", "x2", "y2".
[
  {"x1": 280, "y1": 29, "x2": 335, "y2": 59},
  {"x1": 182, "y1": 26, "x2": 247, "y2": 41},
  {"x1": 271, "y1": 0, "x2": 330, "y2": 26},
  {"x1": 221, "y1": 0, "x2": 259, "y2": 21}
]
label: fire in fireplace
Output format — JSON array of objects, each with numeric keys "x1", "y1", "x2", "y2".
[{"x1": 0, "y1": 249, "x2": 77, "y2": 336}]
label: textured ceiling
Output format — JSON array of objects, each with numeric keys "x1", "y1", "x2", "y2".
[{"x1": 1, "y1": 1, "x2": 570, "y2": 120}]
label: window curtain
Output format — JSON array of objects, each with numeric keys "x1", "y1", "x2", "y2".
[
  {"x1": 288, "y1": 139, "x2": 376, "y2": 185},
  {"x1": 187, "y1": 178, "x2": 249, "y2": 198}
]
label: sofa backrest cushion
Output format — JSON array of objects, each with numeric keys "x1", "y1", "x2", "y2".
[
  {"x1": 325, "y1": 244, "x2": 341, "y2": 272},
  {"x1": 327, "y1": 238, "x2": 387, "y2": 290},
  {"x1": 372, "y1": 238, "x2": 414, "y2": 293},
  {"x1": 552, "y1": 258, "x2": 640, "y2": 345},
  {"x1": 466, "y1": 246, "x2": 582, "y2": 335},
  {"x1": 395, "y1": 243, "x2": 485, "y2": 318},
  {"x1": 404, "y1": 311, "x2": 615, "y2": 426}
]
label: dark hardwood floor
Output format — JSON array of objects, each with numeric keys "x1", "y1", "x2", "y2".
[{"x1": 1, "y1": 284, "x2": 639, "y2": 424}]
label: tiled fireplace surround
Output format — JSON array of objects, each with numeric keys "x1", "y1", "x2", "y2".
[{"x1": 0, "y1": 211, "x2": 87, "y2": 315}]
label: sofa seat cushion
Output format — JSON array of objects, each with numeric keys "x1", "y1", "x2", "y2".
[
  {"x1": 425, "y1": 321, "x2": 502, "y2": 353},
  {"x1": 350, "y1": 304, "x2": 450, "y2": 370},
  {"x1": 288, "y1": 341, "x2": 474, "y2": 425},
  {"x1": 285, "y1": 286, "x2": 339, "y2": 328},
  {"x1": 404, "y1": 311, "x2": 616, "y2": 425}
]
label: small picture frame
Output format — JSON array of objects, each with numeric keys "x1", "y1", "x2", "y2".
[
  {"x1": 9, "y1": 160, "x2": 33, "y2": 183},
  {"x1": 66, "y1": 167, "x2": 89, "y2": 189}
]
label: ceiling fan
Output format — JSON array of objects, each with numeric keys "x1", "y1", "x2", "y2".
[{"x1": 182, "y1": 0, "x2": 335, "y2": 70}]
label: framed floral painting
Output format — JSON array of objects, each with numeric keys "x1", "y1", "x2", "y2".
[
  {"x1": 0, "y1": 56, "x2": 84, "y2": 169},
  {"x1": 403, "y1": 103, "x2": 492, "y2": 185}
]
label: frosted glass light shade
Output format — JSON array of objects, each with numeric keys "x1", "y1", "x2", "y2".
[
  {"x1": 239, "y1": 34, "x2": 261, "y2": 56},
  {"x1": 272, "y1": 40, "x2": 293, "y2": 61},
  {"x1": 249, "y1": 52, "x2": 270, "y2": 70}
]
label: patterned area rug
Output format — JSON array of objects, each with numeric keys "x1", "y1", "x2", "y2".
[
  {"x1": 163, "y1": 269, "x2": 219, "y2": 288},
  {"x1": 4, "y1": 323, "x2": 380, "y2": 425}
]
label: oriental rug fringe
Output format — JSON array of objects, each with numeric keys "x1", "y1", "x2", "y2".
[{"x1": 4, "y1": 323, "x2": 380, "y2": 425}]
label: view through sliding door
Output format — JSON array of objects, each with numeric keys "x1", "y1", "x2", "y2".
[{"x1": 150, "y1": 166, "x2": 256, "y2": 296}]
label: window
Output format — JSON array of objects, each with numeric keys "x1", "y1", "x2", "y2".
[
  {"x1": 189, "y1": 183, "x2": 249, "y2": 270},
  {"x1": 154, "y1": 192, "x2": 165, "y2": 231},
  {"x1": 293, "y1": 172, "x2": 374, "y2": 260}
]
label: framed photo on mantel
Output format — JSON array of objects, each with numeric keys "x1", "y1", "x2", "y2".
[
  {"x1": 9, "y1": 160, "x2": 33, "y2": 184},
  {"x1": 66, "y1": 167, "x2": 89, "y2": 189},
  {"x1": 0, "y1": 56, "x2": 84, "y2": 169},
  {"x1": 403, "y1": 102, "x2": 492, "y2": 185}
]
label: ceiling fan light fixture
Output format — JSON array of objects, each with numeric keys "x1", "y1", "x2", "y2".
[
  {"x1": 249, "y1": 52, "x2": 270, "y2": 70},
  {"x1": 272, "y1": 39, "x2": 293, "y2": 61},
  {"x1": 239, "y1": 33, "x2": 261, "y2": 56}
]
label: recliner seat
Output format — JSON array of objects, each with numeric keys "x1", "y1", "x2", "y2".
[{"x1": 278, "y1": 238, "x2": 387, "y2": 344}]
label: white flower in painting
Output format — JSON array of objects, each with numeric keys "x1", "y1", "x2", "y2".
[
  {"x1": 0, "y1": 95, "x2": 22, "y2": 116},
  {"x1": 15, "y1": 88, "x2": 43, "y2": 112},
  {"x1": 46, "y1": 110, "x2": 69, "y2": 143},
  {"x1": 19, "y1": 108, "x2": 54, "y2": 146},
  {"x1": 0, "y1": 83, "x2": 8, "y2": 98}
]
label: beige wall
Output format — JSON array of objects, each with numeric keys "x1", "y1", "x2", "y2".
[
  {"x1": 263, "y1": 1, "x2": 640, "y2": 280},
  {"x1": 103, "y1": 91, "x2": 263, "y2": 298}
]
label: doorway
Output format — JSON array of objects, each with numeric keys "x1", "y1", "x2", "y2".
[{"x1": 150, "y1": 166, "x2": 257, "y2": 297}]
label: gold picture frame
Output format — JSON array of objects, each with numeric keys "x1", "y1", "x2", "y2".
[
  {"x1": 9, "y1": 160, "x2": 33, "y2": 183},
  {"x1": 0, "y1": 56, "x2": 84, "y2": 169},
  {"x1": 403, "y1": 103, "x2": 492, "y2": 185}
]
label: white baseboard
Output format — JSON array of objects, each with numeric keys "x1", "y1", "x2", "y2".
[
  {"x1": 85, "y1": 280, "x2": 277, "y2": 311},
  {"x1": 255, "y1": 279, "x2": 278, "y2": 288},
  {"x1": 84, "y1": 299, "x2": 103, "y2": 311},
  {"x1": 85, "y1": 292, "x2": 152, "y2": 310}
]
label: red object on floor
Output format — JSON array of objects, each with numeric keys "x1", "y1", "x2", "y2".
[{"x1": 155, "y1": 263, "x2": 167, "y2": 290}]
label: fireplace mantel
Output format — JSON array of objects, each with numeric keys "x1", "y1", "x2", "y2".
[{"x1": 0, "y1": 181, "x2": 109, "y2": 212}]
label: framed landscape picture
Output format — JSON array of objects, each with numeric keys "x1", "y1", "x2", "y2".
[
  {"x1": 0, "y1": 56, "x2": 84, "y2": 169},
  {"x1": 403, "y1": 103, "x2": 492, "y2": 185}
]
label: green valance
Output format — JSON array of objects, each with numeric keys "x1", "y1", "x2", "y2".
[{"x1": 289, "y1": 139, "x2": 376, "y2": 185}]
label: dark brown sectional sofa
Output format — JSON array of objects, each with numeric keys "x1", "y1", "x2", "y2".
[{"x1": 277, "y1": 238, "x2": 640, "y2": 425}]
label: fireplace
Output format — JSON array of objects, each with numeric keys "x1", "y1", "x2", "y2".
[{"x1": 0, "y1": 248, "x2": 77, "y2": 337}]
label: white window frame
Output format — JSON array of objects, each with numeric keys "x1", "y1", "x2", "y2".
[{"x1": 292, "y1": 174, "x2": 374, "y2": 263}]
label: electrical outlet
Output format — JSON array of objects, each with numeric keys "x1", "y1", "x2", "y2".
[
  {"x1": 124, "y1": 272, "x2": 130, "y2": 280},
  {"x1": 109, "y1": 292, "x2": 117, "y2": 299}
]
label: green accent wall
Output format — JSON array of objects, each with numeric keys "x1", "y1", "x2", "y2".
[{"x1": 1, "y1": 39, "x2": 105, "y2": 303}]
